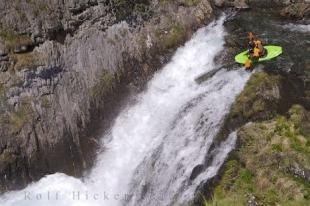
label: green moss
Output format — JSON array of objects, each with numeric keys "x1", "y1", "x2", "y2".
[
  {"x1": 230, "y1": 72, "x2": 281, "y2": 120},
  {"x1": 282, "y1": 199, "x2": 310, "y2": 206},
  {"x1": 157, "y1": 23, "x2": 186, "y2": 50},
  {"x1": 41, "y1": 96, "x2": 52, "y2": 108},
  {"x1": 239, "y1": 169, "x2": 253, "y2": 184},
  {"x1": 0, "y1": 149, "x2": 16, "y2": 166},
  {"x1": 204, "y1": 195, "x2": 245, "y2": 206},
  {"x1": 111, "y1": 0, "x2": 150, "y2": 21},
  {"x1": 107, "y1": 38, "x2": 116, "y2": 46},
  {"x1": 271, "y1": 143, "x2": 282, "y2": 152},
  {"x1": 213, "y1": 160, "x2": 239, "y2": 198},
  {"x1": 264, "y1": 188, "x2": 279, "y2": 204},
  {"x1": 0, "y1": 28, "x2": 32, "y2": 51},
  {"x1": 9, "y1": 99, "x2": 33, "y2": 133},
  {"x1": 90, "y1": 70, "x2": 116, "y2": 101}
]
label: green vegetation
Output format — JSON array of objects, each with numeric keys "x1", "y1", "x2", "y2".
[
  {"x1": 111, "y1": 0, "x2": 151, "y2": 21},
  {"x1": 156, "y1": 23, "x2": 185, "y2": 50},
  {"x1": 0, "y1": 148, "x2": 16, "y2": 168},
  {"x1": 9, "y1": 99, "x2": 34, "y2": 134},
  {"x1": 90, "y1": 70, "x2": 116, "y2": 101},
  {"x1": 0, "y1": 28, "x2": 32, "y2": 51},
  {"x1": 205, "y1": 105, "x2": 310, "y2": 205},
  {"x1": 41, "y1": 96, "x2": 52, "y2": 108},
  {"x1": 230, "y1": 72, "x2": 281, "y2": 121}
]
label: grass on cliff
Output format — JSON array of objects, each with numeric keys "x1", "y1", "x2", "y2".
[{"x1": 205, "y1": 104, "x2": 310, "y2": 206}]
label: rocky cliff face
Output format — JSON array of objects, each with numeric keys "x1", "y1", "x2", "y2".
[{"x1": 0, "y1": 0, "x2": 214, "y2": 191}]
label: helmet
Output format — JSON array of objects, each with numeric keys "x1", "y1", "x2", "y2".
[{"x1": 247, "y1": 32, "x2": 254, "y2": 40}]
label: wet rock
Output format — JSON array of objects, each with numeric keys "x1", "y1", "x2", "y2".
[
  {"x1": 247, "y1": 194, "x2": 258, "y2": 206},
  {"x1": 288, "y1": 163, "x2": 310, "y2": 182},
  {"x1": 190, "y1": 164, "x2": 204, "y2": 180},
  {"x1": 280, "y1": 3, "x2": 310, "y2": 19}
]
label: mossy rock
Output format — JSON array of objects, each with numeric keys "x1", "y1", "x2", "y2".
[
  {"x1": 156, "y1": 23, "x2": 186, "y2": 50},
  {"x1": 9, "y1": 99, "x2": 34, "y2": 134},
  {"x1": 229, "y1": 71, "x2": 282, "y2": 123},
  {"x1": 0, "y1": 149, "x2": 17, "y2": 171},
  {"x1": 90, "y1": 70, "x2": 118, "y2": 103},
  {"x1": 206, "y1": 104, "x2": 310, "y2": 205},
  {"x1": 111, "y1": 0, "x2": 151, "y2": 21},
  {"x1": 40, "y1": 95, "x2": 52, "y2": 108}
]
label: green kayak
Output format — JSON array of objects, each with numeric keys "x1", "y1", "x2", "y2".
[{"x1": 235, "y1": 45, "x2": 282, "y2": 64}]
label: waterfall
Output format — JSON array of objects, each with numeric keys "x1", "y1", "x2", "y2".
[{"x1": 0, "y1": 16, "x2": 251, "y2": 206}]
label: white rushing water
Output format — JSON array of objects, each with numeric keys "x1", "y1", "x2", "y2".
[
  {"x1": 282, "y1": 23, "x2": 310, "y2": 33},
  {"x1": 0, "y1": 16, "x2": 251, "y2": 206}
]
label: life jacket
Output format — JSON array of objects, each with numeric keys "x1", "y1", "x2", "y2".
[
  {"x1": 253, "y1": 47, "x2": 260, "y2": 58},
  {"x1": 254, "y1": 40, "x2": 262, "y2": 47},
  {"x1": 245, "y1": 58, "x2": 252, "y2": 69}
]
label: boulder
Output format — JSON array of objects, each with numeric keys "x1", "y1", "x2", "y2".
[{"x1": 280, "y1": 3, "x2": 310, "y2": 19}]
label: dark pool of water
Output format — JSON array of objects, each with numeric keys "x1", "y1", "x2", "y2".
[{"x1": 225, "y1": 8, "x2": 309, "y2": 75}]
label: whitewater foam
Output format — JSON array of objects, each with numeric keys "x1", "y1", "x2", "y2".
[{"x1": 282, "y1": 23, "x2": 310, "y2": 33}]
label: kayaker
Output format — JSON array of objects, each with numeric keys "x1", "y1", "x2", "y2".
[
  {"x1": 254, "y1": 39, "x2": 266, "y2": 57},
  {"x1": 245, "y1": 32, "x2": 266, "y2": 69}
]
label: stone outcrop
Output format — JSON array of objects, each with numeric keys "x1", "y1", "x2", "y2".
[
  {"x1": 280, "y1": 2, "x2": 310, "y2": 19},
  {"x1": 0, "y1": 0, "x2": 214, "y2": 191}
]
